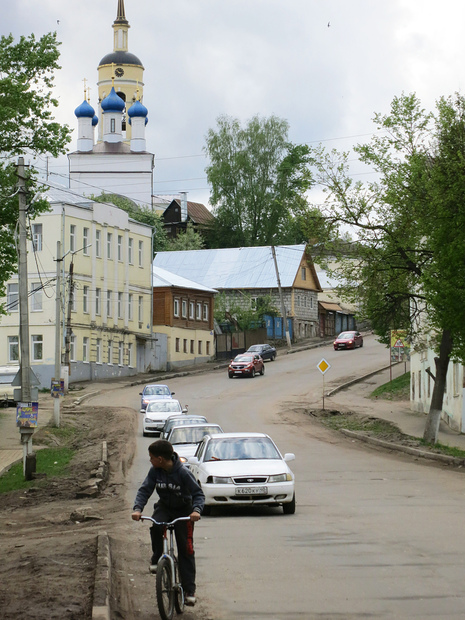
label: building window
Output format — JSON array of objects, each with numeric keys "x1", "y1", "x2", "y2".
[
  {"x1": 190, "y1": 340, "x2": 195, "y2": 354},
  {"x1": 83, "y1": 337, "x2": 89, "y2": 362},
  {"x1": 182, "y1": 299, "x2": 187, "y2": 318},
  {"x1": 183, "y1": 339, "x2": 188, "y2": 353},
  {"x1": 83, "y1": 228, "x2": 89, "y2": 255},
  {"x1": 296, "y1": 296, "x2": 300, "y2": 307},
  {"x1": 71, "y1": 290, "x2": 77, "y2": 312},
  {"x1": 7, "y1": 283, "x2": 19, "y2": 312},
  {"x1": 70, "y1": 224, "x2": 76, "y2": 252},
  {"x1": 96, "y1": 338, "x2": 102, "y2": 363},
  {"x1": 117, "y1": 235, "x2": 123, "y2": 261},
  {"x1": 301, "y1": 267, "x2": 306, "y2": 280},
  {"x1": 128, "y1": 343, "x2": 133, "y2": 367},
  {"x1": 303, "y1": 297, "x2": 307, "y2": 307},
  {"x1": 189, "y1": 301, "x2": 195, "y2": 319},
  {"x1": 32, "y1": 223, "x2": 42, "y2": 251},
  {"x1": 83, "y1": 285, "x2": 89, "y2": 313},
  {"x1": 138, "y1": 296, "x2": 143, "y2": 323},
  {"x1": 206, "y1": 341, "x2": 211, "y2": 355},
  {"x1": 251, "y1": 297, "x2": 257, "y2": 310},
  {"x1": 95, "y1": 230, "x2": 101, "y2": 257},
  {"x1": 175, "y1": 338, "x2": 180, "y2": 352},
  {"x1": 310, "y1": 297, "x2": 313, "y2": 308},
  {"x1": 31, "y1": 334, "x2": 43, "y2": 361},
  {"x1": 118, "y1": 341, "x2": 123, "y2": 365},
  {"x1": 107, "y1": 340, "x2": 113, "y2": 364},
  {"x1": 118, "y1": 292, "x2": 123, "y2": 319},
  {"x1": 107, "y1": 290, "x2": 112, "y2": 317},
  {"x1": 418, "y1": 371, "x2": 422, "y2": 399},
  {"x1": 128, "y1": 294, "x2": 133, "y2": 320},
  {"x1": 95, "y1": 288, "x2": 101, "y2": 315},
  {"x1": 70, "y1": 335, "x2": 76, "y2": 362},
  {"x1": 111, "y1": 118, "x2": 115, "y2": 133},
  {"x1": 30, "y1": 283, "x2": 42, "y2": 311},
  {"x1": 198, "y1": 341, "x2": 202, "y2": 355},
  {"x1": 196, "y1": 302, "x2": 201, "y2": 320},
  {"x1": 107, "y1": 232, "x2": 112, "y2": 259},
  {"x1": 8, "y1": 336, "x2": 19, "y2": 362},
  {"x1": 138, "y1": 240, "x2": 143, "y2": 267},
  {"x1": 203, "y1": 303, "x2": 208, "y2": 321},
  {"x1": 174, "y1": 298, "x2": 180, "y2": 317},
  {"x1": 128, "y1": 238, "x2": 134, "y2": 264}
]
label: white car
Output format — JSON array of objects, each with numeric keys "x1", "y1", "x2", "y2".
[
  {"x1": 162, "y1": 415, "x2": 208, "y2": 440},
  {"x1": 168, "y1": 424, "x2": 224, "y2": 464},
  {"x1": 143, "y1": 399, "x2": 187, "y2": 437},
  {"x1": 188, "y1": 432, "x2": 295, "y2": 515}
]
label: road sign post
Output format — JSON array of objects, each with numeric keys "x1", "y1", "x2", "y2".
[{"x1": 317, "y1": 358, "x2": 331, "y2": 410}]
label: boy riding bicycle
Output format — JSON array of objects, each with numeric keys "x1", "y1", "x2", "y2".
[{"x1": 131, "y1": 439, "x2": 205, "y2": 606}]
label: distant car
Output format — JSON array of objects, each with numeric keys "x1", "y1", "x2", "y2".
[
  {"x1": 247, "y1": 344, "x2": 277, "y2": 361},
  {"x1": 333, "y1": 331, "x2": 363, "y2": 350},
  {"x1": 0, "y1": 366, "x2": 18, "y2": 407},
  {"x1": 188, "y1": 432, "x2": 296, "y2": 514},
  {"x1": 143, "y1": 399, "x2": 187, "y2": 436},
  {"x1": 228, "y1": 353, "x2": 265, "y2": 378},
  {"x1": 140, "y1": 384, "x2": 174, "y2": 411},
  {"x1": 161, "y1": 415, "x2": 208, "y2": 440},
  {"x1": 168, "y1": 423, "x2": 224, "y2": 464}
]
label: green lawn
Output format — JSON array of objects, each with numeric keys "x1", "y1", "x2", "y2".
[{"x1": 371, "y1": 371, "x2": 410, "y2": 400}]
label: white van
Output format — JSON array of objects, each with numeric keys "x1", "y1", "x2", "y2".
[{"x1": 0, "y1": 366, "x2": 19, "y2": 407}]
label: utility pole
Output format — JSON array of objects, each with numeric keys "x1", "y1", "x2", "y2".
[
  {"x1": 53, "y1": 241, "x2": 62, "y2": 427},
  {"x1": 17, "y1": 157, "x2": 37, "y2": 477},
  {"x1": 63, "y1": 258, "x2": 75, "y2": 374},
  {"x1": 271, "y1": 246, "x2": 291, "y2": 350}
]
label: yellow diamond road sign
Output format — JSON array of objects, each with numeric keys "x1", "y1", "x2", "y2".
[{"x1": 317, "y1": 358, "x2": 331, "y2": 375}]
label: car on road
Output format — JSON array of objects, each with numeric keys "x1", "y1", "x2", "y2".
[
  {"x1": 139, "y1": 384, "x2": 174, "y2": 411},
  {"x1": 142, "y1": 399, "x2": 187, "y2": 437},
  {"x1": 0, "y1": 366, "x2": 19, "y2": 407},
  {"x1": 228, "y1": 353, "x2": 265, "y2": 378},
  {"x1": 161, "y1": 415, "x2": 208, "y2": 440},
  {"x1": 168, "y1": 423, "x2": 224, "y2": 463},
  {"x1": 333, "y1": 331, "x2": 363, "y2": 350},
  {"x1": 188, "y1": 432, "x2": 296, "y2": 514},
  {"x1": 246, "y1": 344, "x2": 277, "y2": 361}
]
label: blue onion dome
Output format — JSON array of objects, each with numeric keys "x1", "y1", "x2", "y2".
[
  {"x1": 101, "y1": 87, "x2": 125, "y2": 113},
  {"x1": 74, "y1": 99, "x2": 95, "y2": 118},
  {"x1": 92, "y1": 115, "x2": 98, "y2": 126},
  {"x1": 128, "y1": 100, "x2": 148, "y2": 118}
]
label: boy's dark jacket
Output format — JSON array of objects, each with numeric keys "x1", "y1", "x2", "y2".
[{"x1": 133, "y1": 452, "x2": 205, "y2": 515}]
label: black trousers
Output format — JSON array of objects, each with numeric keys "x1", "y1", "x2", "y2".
[{"x1": 150, "y1": 502, "x2": 196, "y2": 595}]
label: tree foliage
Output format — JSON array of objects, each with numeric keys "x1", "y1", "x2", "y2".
[
  {"x1": 308, "y1": 92, "x2": 465, "y2": 442},
  {"x1": 165, "y1": 223, "x2": 205, "y2": 251},
  {"x1": 0, "y1": 32, "x2": 72, "y2": 313},
  {"x1": 204, "y1": 114, "x2": 313, "y2": 247}
]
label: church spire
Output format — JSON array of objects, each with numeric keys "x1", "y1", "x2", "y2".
[
  {"x1": 113, "y1": 0, "x2": 129, "y2": 52},
  {"x1": 115, "y1": 0, "x2": 128, "y2": 25}
]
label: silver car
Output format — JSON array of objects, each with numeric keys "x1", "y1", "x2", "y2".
[{"x1": 143, "y1": 399, "x2": 187, "y2": 437}]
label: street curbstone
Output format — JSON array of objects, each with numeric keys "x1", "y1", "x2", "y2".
[{"x1": 92, "y1": 531, "x2": 111, "y2": 620}]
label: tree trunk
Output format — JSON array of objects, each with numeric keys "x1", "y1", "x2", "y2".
[{"x1": 422, "y1": 329, "x2": 453, "y2": 444}]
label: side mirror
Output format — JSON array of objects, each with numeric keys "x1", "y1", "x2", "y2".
[
  {"x1": 171, "y1": 392, "x2": 175, "y2": 396},
  {"x1": 188, "y1": 456, "x2": 199, "y2": 465},
  {"x1": 140, "y1": 408, "x2": 145, "y2": 413},
  {"x1": 139, "y1": 392, "x2": 143, "y2": 395},
  {"x1": 284, "y1": 453, "x2": 295, "y2": 462},
  {"x1": 182, "y1": 408, "x2": 188, "y2": 414}
]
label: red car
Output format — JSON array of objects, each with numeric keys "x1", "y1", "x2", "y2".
[
  {"x1": 333, "y1": 331, "x2": 363, "y2": 350},
  {"x1": 228, "y1": 353, "x2": 265, "y2": 378}
]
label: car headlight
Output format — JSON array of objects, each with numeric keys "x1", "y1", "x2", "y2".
[
  {"x1": 206, "y1": 476, "x2": 233, "y2": 484},
  {"x1": 143, "y1": 399, "x2": 150, "y2": 404},
  {"x1": 179, "y1": 456, "x2": 188, "y2": 463},
  {"x1": 144, "y1": 417, "x2": 152, "y2": 424},
  {"x1": 268, "y1": 473, "x2": 293, "y2": 483}
]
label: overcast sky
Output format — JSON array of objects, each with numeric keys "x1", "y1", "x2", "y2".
[{"x1": 6, "y1": 0, "x2": 465, "y2": 209}]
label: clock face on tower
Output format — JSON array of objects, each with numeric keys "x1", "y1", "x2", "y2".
[{"x1": 115, "y1": 67, "x2": 124, "y2": 77}]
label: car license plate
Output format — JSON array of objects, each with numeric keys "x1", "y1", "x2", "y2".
[
  {"x1": 235, "y1": 486, "x2": 267, "y2": 495},
  {"x1": 234, "y1": 371, "x2": 242, "y2": 374}
]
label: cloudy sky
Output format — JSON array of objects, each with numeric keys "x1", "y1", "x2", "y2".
[{"x1": 5, "y1": 0, "x2": 465, "y2": 209}]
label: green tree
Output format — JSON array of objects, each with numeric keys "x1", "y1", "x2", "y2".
[
  {"x1": 308, "y1": 92, "x2": 465, "y2": 443},
  {"x1": 165, "y1": 223, "x2": 205, "y2": 251},
  {"x1": 204, "y1": 114, "x2": 312, "y2": 247},
  {"x1": 0, "y1": 32, "x2": 72, "y2": 312},
  {"x1": 90, "y1": 192, "x2": 168, "y2": 253}
]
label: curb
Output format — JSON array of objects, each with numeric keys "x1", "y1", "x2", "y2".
[
  {"x1": 340, "y1": 429, "x2": 465, "y2": 467},
  {"x1": 92, "y1": 531, "x2": 111, "y2": 620},
  {"x1": 326, "y1": 363, "x2": 400, "y2": 397}
]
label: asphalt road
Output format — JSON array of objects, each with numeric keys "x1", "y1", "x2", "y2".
[{"x1": 92, "y1": 335, "x2": 465, "y2": 619}]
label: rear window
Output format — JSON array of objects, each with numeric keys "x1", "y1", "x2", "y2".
[{"x1": 0, "y1": 374, "x2": 16, "y2": 384}]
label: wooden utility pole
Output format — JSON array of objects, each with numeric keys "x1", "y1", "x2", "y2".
[
  {"x1": 271, "y1": 246, "x2": 291, "y2": 350},
  {"x1": 53, "y1": 241, "x2": 62, "y2": 427}
]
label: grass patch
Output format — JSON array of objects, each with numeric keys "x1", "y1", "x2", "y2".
[
  {"x1": 0, "y1": 446, "x2": 74, "y2": 493},
  {"x1": 322, "y1": 412, "x2": 400, "y2": 435},
  {"x1": 371, "y1": 371, "x2": 410, "y2": 400},
  {"x1": 419, "y1": 440, "x2": 465, "y2": 459}
]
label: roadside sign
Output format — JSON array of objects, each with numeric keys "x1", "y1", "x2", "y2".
[
  {"x1": 51, "y1": 378, "x2": 64, "y2": 398},
  {"x1": 16, "y1": 402, "x2": 38, "y2": 428},
  {"x1": 317, "y1": 358, "x2": 331, "y2": 375}
]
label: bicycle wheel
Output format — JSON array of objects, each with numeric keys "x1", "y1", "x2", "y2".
[
  {"x1": 174, "y1": 558, "x2": 185, "y2": 615},
  {"x1": 156, "y1": 557, "x2": 175, "y2": 620}
]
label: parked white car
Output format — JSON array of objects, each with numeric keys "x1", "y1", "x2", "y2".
[
  {"x1": 143, "y1": 399, "x2": 187, "y2": 437},
  {"x1": 161, "y1": 415, "x2": 208, "y2": 440},
  {"x1": 167, "y1": 424, "x2": 223, "y2": 464},
  {"x1": 188, "y1": 432, "x2": 295, "y2": 515}
]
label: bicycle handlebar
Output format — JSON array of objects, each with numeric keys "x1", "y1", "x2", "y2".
[{"x1": 139, "y1": 515, "x2": 192, "y2": 526}]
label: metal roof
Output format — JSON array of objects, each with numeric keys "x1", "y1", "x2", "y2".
[
  {"x1": 152, "y1": 266, "x2": 217, "y2": 293},
  {"x1": 153, "y1": 245, "x2": 308, "y2": 289}
]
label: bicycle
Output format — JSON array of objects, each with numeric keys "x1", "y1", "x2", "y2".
[{"x1": 140, "y1": 515, "x2": 191, "y2": 620}]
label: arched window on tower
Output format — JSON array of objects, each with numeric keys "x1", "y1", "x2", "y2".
[{"x1": 117, "y1": 92, "x2": 127, "y2": 131}]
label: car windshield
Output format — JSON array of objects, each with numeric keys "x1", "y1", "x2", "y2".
[
  {"x1": 146, "y1": 400, "x2": 181, "y2": 413},
  {"x1": 248, "y1": 346, "x2": 260, "y2": 352},
  {"x1": 166, "y1": 417, "x2": 206, "y2": 430},
  {"x1": 144, "y1": 386, "x2": 170, "y2": 396},
  {"x1": 170, "y1": 426, "x2": 222, "y2": 445},
  {"x1": 338, "y1": 333, "x2": 354, "y2": 340},
  {"x1": 234, "y1": 355, "x2": 253, "y2": 362},
  {"x1": 204, "y1": 437, "x2": 280, "y2": 461},
  {"x1": 0, "y1": 374, "x2": 16, "y2": 384}
]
